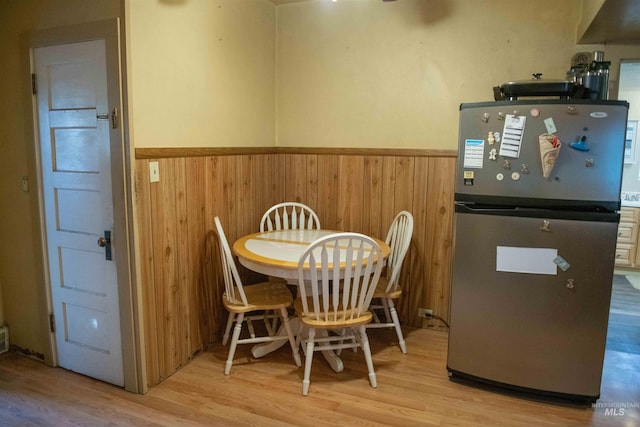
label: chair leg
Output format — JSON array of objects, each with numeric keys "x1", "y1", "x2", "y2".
[
  {"x1": 372, "y1": 309, "x2": 381, "y2": 323},
  {"x1": 280, "y1": 307, "x2": 301, "y2": 367},
  {"x1": 225, "y1": 313, "x2": 244, "y2": 375},
  {"x1": 358, "y1": 325, "x2": 377, "y2": 389},
  {"x1": 222, "y1": 312, "x2": 235, "y2": 346},
  {"x1": 263, "y1": 312, "x2": 273, "y2": 336},
  {"x1": 302, "y1": 328, "x2": 316, "y2": 396},
  {"x1": 388, "y1": 300, "x2": 407, "y2": 354},
  {"x1": 271, "y1": 310, "x2": 279, "y2": 335},
  {"x1": 335, "y1": 328, "x2": 346, "y2": 356},
  {"x1": 247, "y1": 317, "x2": 256, "y2": 339},
  {"x1": 381, "y1": 298, "x2": 392, "y2": 323},
  {"x1": 296, "y1": 323, "x2": 306, "y2": 357}
]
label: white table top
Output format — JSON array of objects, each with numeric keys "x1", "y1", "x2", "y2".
[{"x1": 232, "y1": 229, "x2": 389, "y2": 281}]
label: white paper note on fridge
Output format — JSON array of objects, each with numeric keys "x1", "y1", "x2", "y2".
[{"x1": 496, "y1": 246, "x2": 558, "y2": 275}]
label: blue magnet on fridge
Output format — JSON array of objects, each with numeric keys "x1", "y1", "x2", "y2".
[
  {"x1": 570, "y1": 136, "x2": 590, "y2": 152},
  {"x1": 553, "y1": 256, "x2": 571, "y2": 271}
]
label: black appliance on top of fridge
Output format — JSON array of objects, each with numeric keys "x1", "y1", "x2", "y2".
[{"x1": 447, "y1": 99, "x2": 629, "y2": 403}]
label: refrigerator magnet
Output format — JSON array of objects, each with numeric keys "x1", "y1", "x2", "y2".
[
  {"x1": 499, "y1": 114, "x2": 526, "y2": 158},
  {"x1": 539, "y1": 134, "x2": 562, "y2": 179},
  {"x1": 463, "y1": 170, "x2": 474, "y2": 186},
  {"x1": 544, "y1": 117, "x2": 558, "y2": 134},
  {"x1": 553, "y1": 255, "x2": 571, "y2": 271},
  {"x1": 463, "y1": 139, "x2": 485, "y2": 168}
]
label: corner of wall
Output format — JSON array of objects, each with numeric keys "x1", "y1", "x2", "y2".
[
  {"x1": 274, "y1": 1, "x2": 280, "y2": 147},
  {"x1": 577, "y1": 0, "x2": 606, "y2": 42}
]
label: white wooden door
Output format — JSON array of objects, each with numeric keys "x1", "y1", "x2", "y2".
[{"x1": 34, "y1": 40, "x2": 124, "y2": 386}]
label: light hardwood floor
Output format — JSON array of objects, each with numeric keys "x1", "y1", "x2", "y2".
[{"x1": 1, "y1": 326, "x2": 638, "y2": 426}]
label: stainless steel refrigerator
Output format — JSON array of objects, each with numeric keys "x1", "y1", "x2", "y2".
[{"x1": 447, "y1": 99, "x2": 629, "y2": 402}]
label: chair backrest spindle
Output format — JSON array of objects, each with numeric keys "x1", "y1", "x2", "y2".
[
  {"x1": 384, "y1": 211, "x2": 414, "y2": 293},
  {"x1": 214, "y1": 216, "x2": 248, "y2": 307},
  {"x1": 260, "y1": 202, "x2": 320, "y2": 232},
  {"x1": 297, "y1": 233, "x2": 383, "y2": 324}
]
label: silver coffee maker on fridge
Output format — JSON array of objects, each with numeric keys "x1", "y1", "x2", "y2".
[{"x1": 567, "y1": 50, "x2": 611, "y2": 100}]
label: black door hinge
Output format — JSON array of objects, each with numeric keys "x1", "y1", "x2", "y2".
[
  {"x1": 49, "y1": 313, "x2": 55, "y2": 333},
  {"x1": 31, "y1": 73, "x2": 37, "y2": 95}
]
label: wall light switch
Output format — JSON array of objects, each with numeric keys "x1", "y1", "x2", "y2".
[{"x1": 149, "y1": 161, "x2": 160, "y2": 183}]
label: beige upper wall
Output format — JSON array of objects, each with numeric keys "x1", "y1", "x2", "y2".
[
  {"x1": 126, "y1": 0, "x2": 638, "y2": 151},
  {"x1": 276, "y1": 0, "x2": 582, "y2": 149},
  {"x1": 126, "y1": 0, "x2": 276, "y2": 148}
]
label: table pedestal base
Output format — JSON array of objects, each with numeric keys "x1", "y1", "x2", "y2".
[{"x1": 251, "y1": 318, "x2": 344, "y2": 373}]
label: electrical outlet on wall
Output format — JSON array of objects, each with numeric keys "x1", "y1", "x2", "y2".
[
  {"x1": 149, "y1": 161, "x2": 160, "y2": 183},
  {"x1": 417, "y1": 308, "x2": 433, "y2": 318}
]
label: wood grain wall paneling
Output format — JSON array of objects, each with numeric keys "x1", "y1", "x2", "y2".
[
  {"x1": 185, "y1": 158, "x2": 200, "y2": 352},
  {"x1": 337, "y1": 156, "x2": 365, "y2": 232},
  {"x1": 185, "y1": 157, "x2": 206, "y2": 355},
  {"x1": 177, "y1": 158, "x2": 193, "y2": 370},
  {"x1": 255, "y1": 154, "x2": 281, "y2": 226},
  {"x1": 316, "y1": 155, "x2": 340, "y2": 229},
  {"x1": 423, "y1": 157, "x2": 456, "y2": 328},
  {"x1": 135, "y1": 159, "x2": 159, "y2": 386},
  {"x1": 203, "y1": 156, "x2": 227, "y2": 348},
  {"x1": 134, "y1": 149, "x2": 456, "y2": 387},
  {"x1": 408, "y1": 156, "x2": 430, "y2": 328},
  {"x1": 151, "y1": 157, "x2": 176, "y2": 381},
  {"x1": 222, "y1": 156, "x2": 239, "y2": 239},
  {"x1": 381, "y1": 157, "x2": 399, "y2": 238},
  {"x1": 361, "y1": 156, "x2": 383, "y2": 239}
]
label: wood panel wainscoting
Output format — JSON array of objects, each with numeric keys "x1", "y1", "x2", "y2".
[{"x1": 134, "y1": 147, "x2": 457, "y2": 387}]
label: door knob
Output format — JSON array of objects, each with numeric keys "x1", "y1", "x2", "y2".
[{"x1": 97, "y1": 231, "x2": 112, "y2": 260}]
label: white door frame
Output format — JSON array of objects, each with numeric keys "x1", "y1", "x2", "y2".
[{"x1": 21, "y1": 18, "x2": 144, "y2": 393}]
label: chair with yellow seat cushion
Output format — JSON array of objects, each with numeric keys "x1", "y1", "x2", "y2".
[
  {"x1": 214, "y1": 216, "x2": 301, "y2": 375},
  {"x1": 366, "y1": 211, "x2": 414, "y2": 353},
  {"x1": 294, "y1": 232, "x2": 383, "y2": 395}
]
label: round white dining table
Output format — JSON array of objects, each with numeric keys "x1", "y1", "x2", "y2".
[
  {"x1": 233, "y1": 229, "x2": 390, "y2": 283},
  {"x1": 232, "y1": 229, "x2": 390, "y2": 372}
]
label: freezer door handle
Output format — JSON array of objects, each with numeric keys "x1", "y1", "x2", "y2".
[{"x1": 455, "y1": 203, "x2": 619, "y2": 222}]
